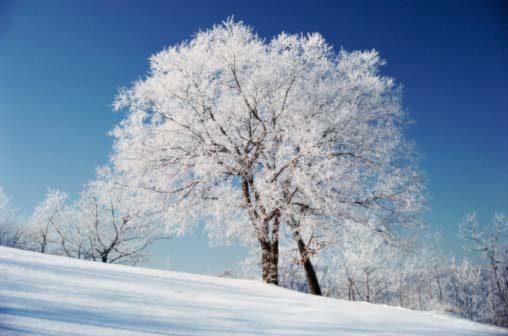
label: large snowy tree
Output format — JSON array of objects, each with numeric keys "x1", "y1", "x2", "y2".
[{"x1": 110, "y1": 19, "x2": 425, "y2": 292}]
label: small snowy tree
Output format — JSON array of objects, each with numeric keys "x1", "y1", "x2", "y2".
[
  {"x1": 447, "y1": 259, "x2": 487, "y2": 321},
  {"x1": 460, "y1": 213, "x2": 508, "y2": 326},
  {"x1": 27, "y1": 189, "x2": 70, "y2": 254},
  {"x1": 110, "y1": 19, "x2": 425, "y2": 291},
  {"x1": 0, "y1": 187, "x2": 24, "y2": 248},
  {"x1": 338, "y1": 224, "x2": 394, "y2": 303},
  {"x1": 75, "y1": 167, "x2": 167, "y2": 264}
]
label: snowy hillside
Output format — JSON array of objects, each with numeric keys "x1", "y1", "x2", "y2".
[{"x1": 0, "y1": 247, "x2": 506, "y2": 336}]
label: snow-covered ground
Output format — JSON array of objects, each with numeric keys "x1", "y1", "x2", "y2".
[{"x1": 0, "y1": 247, "x2": 506, "y2": 336}]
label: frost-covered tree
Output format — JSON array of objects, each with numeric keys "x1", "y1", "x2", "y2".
[
  {"x1": 460, "y1": 213, "x2": 508, "y2": 326},
  {"x1": 110, "y1": 19, "x2": 424, "y2": 291},
  {"x1": 27, "y1": 189, "x2": 70, "y2": 254},
  {"x1": 447, "y1": 259, "x2": 488, "y2": 321},
  {"x1": 75, "y1": 167, "x2": 166, "y2": 264},
  {"x1": 0, "y1": 187, "x2": 24, "y2": 248},
  {"x1": 410, "y1": 233, "x2": 447, "y2": 309},
  {"x1": 28, "y1": 189, "x2": 95, "y2": 259},
  {"x1": 25, "y1": 169, "x2": 166, "y2": 264},
  {"x1": 337, "y1": 224, "x2": 395, "y2": 302}
]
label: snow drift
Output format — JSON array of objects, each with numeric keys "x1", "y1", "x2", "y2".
[{"x1": 0, "y1": 247, "x2": 505, "y2": 335}]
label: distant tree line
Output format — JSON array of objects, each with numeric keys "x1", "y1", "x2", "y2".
[
  {"x1": 2, "y1": 184, "x2": 506, "y2": 326},
  {"x1": 0, "y1": 169, "x2": 167, "y2": 265},
  {"x1": 267, "y1": 214, "x2": 507, "y2": 327}
]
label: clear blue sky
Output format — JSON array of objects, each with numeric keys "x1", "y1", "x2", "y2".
[{"x1": 1, "y1": 0, "x2": 506, "y2": 274}]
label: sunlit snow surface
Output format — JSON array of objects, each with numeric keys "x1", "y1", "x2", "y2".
[{"x1": 0, "y1": 247, "x2": 506, "y2": 336}]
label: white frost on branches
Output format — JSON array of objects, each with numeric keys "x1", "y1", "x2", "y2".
[
  {"x1": 25, "y1": 168, "x2": 167, "y2": 265},
  {"x1": 110, "y1": 18, "x2": 425, "y2": 284}
]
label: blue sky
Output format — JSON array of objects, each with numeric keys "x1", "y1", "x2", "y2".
[{"x1": 0, "y1": 0, "x2": 506, "y2": 274}]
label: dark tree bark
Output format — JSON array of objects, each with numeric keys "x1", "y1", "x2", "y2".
[
  {"x1": 294, "y1": 230, "x2": 322, "y2": 296},
  {"x1": 260, "y1": 239, "x2": 278, "y2": 285},
  {"x1": 365, "y1": 270, "x2": 371, "y2": 302},
  {"x1": 348, "y1": 277, "x2": 355, "y2": 301},
  {"x1": 40, "y1": 226, "x2": 49, "y2": 253},
  {"x1": 434, "y1": 265, "x2": 443, "y2": 304},
  {"x1": 242, "y1": 175, "x2": 280, "y2": 285}
]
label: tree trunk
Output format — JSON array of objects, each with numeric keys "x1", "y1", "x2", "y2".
[
  {"x1": 418, "y1": 284, "x2": 423, "y2": 310},
  {"x1": 241, "y1": 176, "x2": 279, "y2": 285},
  {"x1": 40, "y1": 232, "x2": 47, "y2": 253},
  {"x1": 347, "y1": 277, "x2": 355, "y2": 301},
  {"x1": 365, "y1": 271, "x2": 371, "y2": 302},
  {"x1": 434, "y1": 266, "x2": 443, "y2": 303},
  {"x1": 260, "y1": 239, "x2": 278, "y2": 285},
  {"x1": 294, "y1": 231, "x2": 322, "y2": 296}
]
